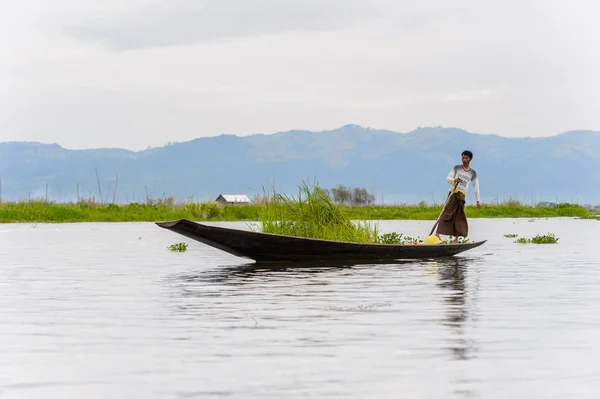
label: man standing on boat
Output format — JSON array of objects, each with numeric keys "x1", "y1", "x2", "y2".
[{"x1": 437, "y1": 150, "x2": 481, "y2": 243}]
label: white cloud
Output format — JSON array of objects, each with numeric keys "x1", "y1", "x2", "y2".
[
  {"x1": 1, "y1": 0, "x2": 600, "y2": 149},
  {"x1": 63, "y1": 0, "x2": 379, "y2": 51}
]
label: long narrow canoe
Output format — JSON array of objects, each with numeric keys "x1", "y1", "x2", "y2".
[{"x1": 156, "y1": 219, "x2": 486, "y2": 262}]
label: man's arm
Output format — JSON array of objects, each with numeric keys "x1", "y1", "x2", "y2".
[{"x1": 446, "y1": 167, "x2": 456, "y2": 185}]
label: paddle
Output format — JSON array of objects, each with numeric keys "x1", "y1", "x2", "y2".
[{"x1": 428, "y1": 180, "x2": 460, "y2": 237}]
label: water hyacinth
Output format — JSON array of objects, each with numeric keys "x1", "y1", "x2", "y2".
[
  {"x1": 378, "y1": 232, "x2": 423, "y2": 244},
  {"x1": 514, "y1": 233, "x2": 559, "y2": 244},
  {"x1": 168, "y1": 242, "x2": 188, "y2": 252}
]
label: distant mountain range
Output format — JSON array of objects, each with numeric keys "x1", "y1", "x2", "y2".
[{"x1": 1, "y1": 125, "x2": 599, "y2": 205}]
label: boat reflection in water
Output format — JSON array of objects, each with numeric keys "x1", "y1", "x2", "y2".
[
  {"x1": 166, "y1": 253, "x2": 481, "y2": 390},
  {"x1": 425, "y1": 257, "x2": 481, "y2": 362}
]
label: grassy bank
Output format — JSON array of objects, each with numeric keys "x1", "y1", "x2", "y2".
[
  {"x1": 342, "y1": 201, "x2": 590, "y2": 220},
  {"x1": 0, "y1": 198, "x2": 590, "y2": 223},
  {"x1": 0, "y1": 199, "x2": 258, "y2": 223}
]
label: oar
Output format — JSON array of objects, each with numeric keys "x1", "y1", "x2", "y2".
[{"x1": 428, "y1": 180, "x2": 459, "y2": 236}]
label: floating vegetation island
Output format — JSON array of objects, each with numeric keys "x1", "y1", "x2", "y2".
[
  {"x1": 168, "y1": 242, "x2": 188, "y2": 252},
  {"x1": 514, "y1": 233, "x2": 559, "y2": 244}
]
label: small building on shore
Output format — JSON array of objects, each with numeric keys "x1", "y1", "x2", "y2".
[{"x1": 215, "y1": 194, "x2": 251, "y2": 206}]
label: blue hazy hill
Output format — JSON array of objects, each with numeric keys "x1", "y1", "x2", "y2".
[{"x1": 1, "y1": 125, "x2": 599, "y2": 205}]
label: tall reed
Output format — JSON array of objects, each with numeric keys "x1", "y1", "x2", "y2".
[{"x1": 256, "y1": 179, "x2": 379, "y2": 243}]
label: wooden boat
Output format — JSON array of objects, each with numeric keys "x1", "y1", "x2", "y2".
[{"x1": 156, "y1": 219, "x2": 486, "y2": 263}]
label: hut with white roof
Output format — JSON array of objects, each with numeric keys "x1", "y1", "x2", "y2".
[{"x1": 215, "y1": 194, "x2": 251, "y2": 206}]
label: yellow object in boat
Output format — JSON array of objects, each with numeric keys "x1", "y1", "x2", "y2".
[{"x1": 423, "y1": 234, "x2": 441, "y2": 245}]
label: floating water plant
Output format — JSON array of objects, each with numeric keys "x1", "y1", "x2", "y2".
[
  {"x1": 442, "y1": 236, "x2": 471, "y2": 244},
  {"x1": 504, "y1": 233, "x2": 518, "y2": 238},
  {"x1": 514, "y1": 233, "x2": 559, "y2": 244},
  {"x1": 378, "y1": 232, "x2": 422, "y2": 244},
  {"x1": 378, "y1": 232, "x2": 402, "y2": 244},
  {"x1": 168, "y1": 242, "x2": 188, "y2": 252}
]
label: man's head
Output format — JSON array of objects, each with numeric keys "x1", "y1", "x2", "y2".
[{"x1": 461, "y1": 150, "x2": 473, "y2": 166}]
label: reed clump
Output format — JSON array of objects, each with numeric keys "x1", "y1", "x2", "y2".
[
  {"x1": 256, "y1": 180, "x2": 380, "y2": 243},
  {"x1": 184, "y1": 201, "x2": 224, "y2": 219}
]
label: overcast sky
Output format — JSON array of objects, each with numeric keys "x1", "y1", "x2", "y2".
[{"x1": 2, "y1": 0, "x2": 599, "y2": 150}]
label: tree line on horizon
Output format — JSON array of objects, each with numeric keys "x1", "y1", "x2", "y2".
[
  {"x1": 316, "y1": 185, "x2": 376, "y2": 206},
  {"x1": 252, "y1": 184, "x2": 376, "y2": 206}
]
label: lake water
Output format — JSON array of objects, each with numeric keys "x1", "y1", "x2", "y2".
[{"x1": 1, "y1": 218, "x2": 599, "y2": 398}]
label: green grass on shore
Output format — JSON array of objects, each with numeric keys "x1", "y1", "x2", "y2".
[
  {"x1": 0, "y1": 198, "x2": 590, "y2": 223},
  {"x1": 342, "y1": 201, "x2": 590, "y2": 220},
  {"x1": 0, "y1": 199, "x2": 258, "y2": 223}
]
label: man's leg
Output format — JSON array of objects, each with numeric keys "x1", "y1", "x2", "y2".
[
  {"x1": 436, "y1": 193, "x2": 459, "y2": 240},
  {"x1": 452, "y1": 194, "x2": 468, "y2": 243}
]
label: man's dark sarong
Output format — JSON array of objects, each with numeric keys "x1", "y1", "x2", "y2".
[{"x1": 437, "y1": 191, "x2": 468, "y2": 237}]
